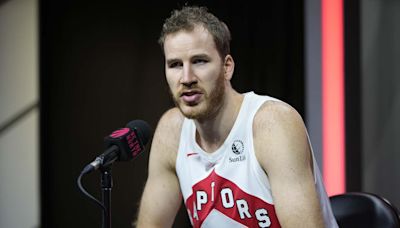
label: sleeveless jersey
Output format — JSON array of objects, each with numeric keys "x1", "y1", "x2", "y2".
[{"x1": 176, "y1": 92, "x2": 338, "y2": 228}]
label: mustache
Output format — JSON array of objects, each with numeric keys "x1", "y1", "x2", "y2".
[{"x1": 178, "y1": 85, "x2": 205, "y2": 96}]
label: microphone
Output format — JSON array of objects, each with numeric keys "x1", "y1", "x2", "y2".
[{"x1": 81, "y1": 120, "x2": 151, "y2": 174}]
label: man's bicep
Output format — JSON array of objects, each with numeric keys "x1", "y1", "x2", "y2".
[
  {"x1": 136, "y1": 108, "x2": 183, "y2": 228},
  {"x1": 266, "y1": 156, "x2": 323, "y2": 228},
  {"x1": 136, "y1": 143, "x2": 182, "y2": 228},
  {"x1": 137, "y1": 169, "x2": 182, "y2": 228},
  {"x1": 254, "y1": 101, "x2": 324, "y2": 227}
]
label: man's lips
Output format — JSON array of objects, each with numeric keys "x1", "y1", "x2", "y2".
[{"x1": 180, "y1": 90, "x2": 203, "y2": 104}]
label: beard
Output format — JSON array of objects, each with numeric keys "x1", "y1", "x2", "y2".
[{"x1": 171, "y1": 71, "x2": 225, "y2": 120}]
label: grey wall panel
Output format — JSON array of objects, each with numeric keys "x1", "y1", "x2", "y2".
[
  {"x1": 305, "y1": 0, "x2": 323, "y2": 171},
  {"x1": 0, "y1": 0, "x2": 39, "y2": 227},
  {"x1": 362, "y1": 0, "x2": 400, "y2": 208}
]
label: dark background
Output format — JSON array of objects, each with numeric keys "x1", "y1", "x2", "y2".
[{"x1": 40, "y1": 0, "x2": 304, "y2": 227}]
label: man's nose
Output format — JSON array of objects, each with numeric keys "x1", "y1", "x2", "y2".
[{"x1": 180, "y1": 64, "x2": 197, "y2": 87}]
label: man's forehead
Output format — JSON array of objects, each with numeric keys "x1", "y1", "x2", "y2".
[{"x1": 164, "y1": 28, "x2": 217, "y2": 59}]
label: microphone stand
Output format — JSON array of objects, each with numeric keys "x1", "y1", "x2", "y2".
[{"x1": 100, "y1": 166, "x2": 113, "y2": 228}]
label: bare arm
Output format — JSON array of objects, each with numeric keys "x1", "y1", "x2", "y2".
[
  {"x1": 136, "y1": 108, "x2": 184, "y2": 228},
  {"x1": 254, "y1": 101, "x2": 324, "y2": 228}
]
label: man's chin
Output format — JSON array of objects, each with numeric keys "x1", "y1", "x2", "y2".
[
  {"x1": 178, "y1": 105, "x2": 205, "y2": 120},
  {"x1": 179, "y1": 108, "x2": 199, "y2": 119}
]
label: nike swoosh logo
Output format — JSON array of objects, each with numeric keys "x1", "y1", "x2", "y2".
[{"x1": 187, "y1": 152, "x2": 199, "y2": 157}]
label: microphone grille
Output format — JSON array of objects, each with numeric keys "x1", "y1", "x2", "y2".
[{"x1": 126, "y1": 120, "x2": 152, "y2": 146}]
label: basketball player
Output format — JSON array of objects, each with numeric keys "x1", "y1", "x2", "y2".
[{"x1": 136, "y1": 6, "x2": 338, "y2": 228}]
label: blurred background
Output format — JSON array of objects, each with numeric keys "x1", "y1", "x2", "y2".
[{"x1": 0, "y1": 0, "x2": 398, "y2": 227}]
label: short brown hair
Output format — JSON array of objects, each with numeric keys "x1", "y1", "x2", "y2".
[{"x1": 158, "y1": 6, "x2": 231, "y2": 59}]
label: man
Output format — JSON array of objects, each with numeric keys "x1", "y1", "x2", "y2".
[{"x1": 137, "y1": 6, "x2": 338, "y2": 228}]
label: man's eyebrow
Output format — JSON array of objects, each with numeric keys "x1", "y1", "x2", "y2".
[
  {"x1": 166, "y1": 58, "x2": 180, "y2": 65},
  {"x1": 166, "y1": 54, "x2": 210, "y2": 65},
  {"x1": 191, "y1": 54, "x2": 210, "y2": 60}
]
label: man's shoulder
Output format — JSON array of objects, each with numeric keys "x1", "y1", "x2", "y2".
[
  {"x1": 154, "y1": 107, "x2": 185, "y2": 143},
  {"x1": 254, "y1": 99, "x2": 301, "y2": 126},
  {"x1": 252, "y1": 99, "x2": 311, "y2": 175},
  {"x1": 160, "y1": 107, "x2": 185, "y2": 125},
  {"x1": 253, "y1": 99, "x2": 306, "y2": 143},
  {"x1": 150, "y1": 108, "x2": 184, "y2": 170}
]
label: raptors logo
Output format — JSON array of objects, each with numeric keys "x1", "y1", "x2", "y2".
[{"x1": 185, "y1": 170, "x2": 281, "y2": 228}]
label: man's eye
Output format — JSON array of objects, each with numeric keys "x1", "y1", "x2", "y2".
[
  {"x1": 193, "y1": 59, "x2": 208, "y2": 64},
  {"x1": 169, "y1": 62, "x2": 182, "y2": 68}
]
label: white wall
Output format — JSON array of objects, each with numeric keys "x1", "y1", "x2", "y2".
[{"x1": 0, "y1": 0, "x2": 39, "y2": 227}]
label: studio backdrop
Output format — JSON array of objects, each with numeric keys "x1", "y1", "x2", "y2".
[{"x1": 40, "y1": 1, "x2": 304, "y2": 227}]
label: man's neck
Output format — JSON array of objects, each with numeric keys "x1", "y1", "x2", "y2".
[{"x1": 194, "y1": 89, "x2": 244, "y2": 153}]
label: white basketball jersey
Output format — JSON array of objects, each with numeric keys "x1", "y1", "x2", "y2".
[{"x1": 176, "y1": 92, "x2": 338, "y2": 228}]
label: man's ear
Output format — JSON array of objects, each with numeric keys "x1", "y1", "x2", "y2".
[{"x1": 223, "y1": 54, "x2": 235, "y2": 80}]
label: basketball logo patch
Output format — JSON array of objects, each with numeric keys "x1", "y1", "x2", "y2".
[{"x1": 232, "y1": 140, "x2": 244, "y2": 155}]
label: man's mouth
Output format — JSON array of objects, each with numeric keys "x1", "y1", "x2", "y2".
[{"x1": 180, "y1": 90, "x2": 203, "y2": 104}]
